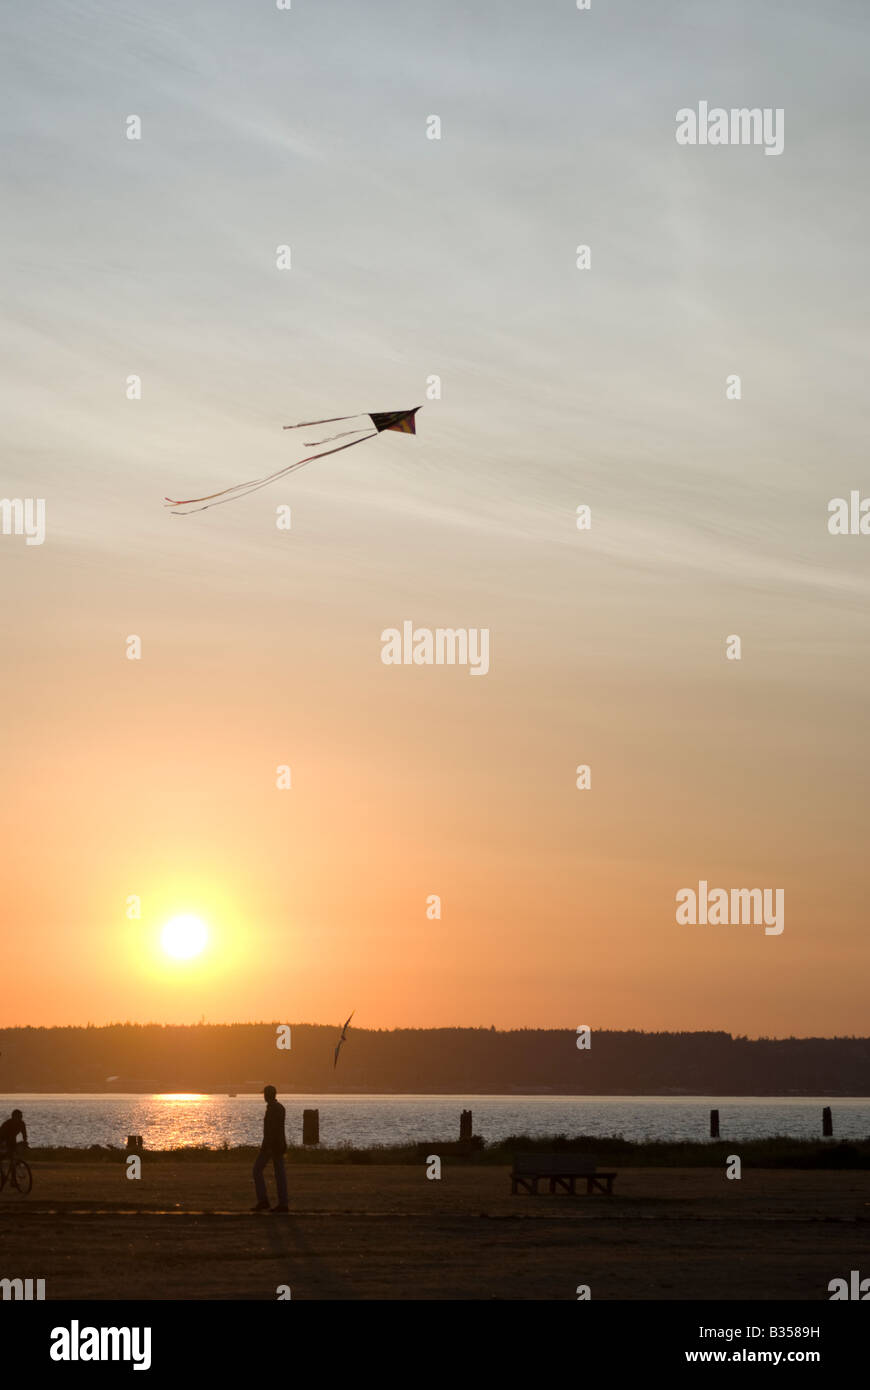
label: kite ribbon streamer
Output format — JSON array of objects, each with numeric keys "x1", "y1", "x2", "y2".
[
  {"x1": 164, "y1": 430, "x2": 378, "y2": 515},
  {"x1": 282, "y1": 414, "x2": 362, "y2": 429},
  {"x1": 302, "y1": 427, "x2": 372, "y2": 446}
]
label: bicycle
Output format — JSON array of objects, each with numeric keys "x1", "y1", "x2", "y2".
[{"x1": 0, "y1": 1150, "x2": 32, "y2": 1196}]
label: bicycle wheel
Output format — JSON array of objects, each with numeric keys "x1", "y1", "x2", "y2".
[{"x1": 12, "y1": 1160, "x2": 32, "y2": 1195}]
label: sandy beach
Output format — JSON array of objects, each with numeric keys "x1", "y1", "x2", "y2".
[{"x1": 2, "y1": 1160, "x2": 867, "y2": 1300}]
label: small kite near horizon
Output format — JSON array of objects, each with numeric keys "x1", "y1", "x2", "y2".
[
  {"x1": 333, "y1": 1010, "x2": 355, "y2": 1069},
  {"x1": 164, "y1": 408, "x2": 420, "y2": 515}
]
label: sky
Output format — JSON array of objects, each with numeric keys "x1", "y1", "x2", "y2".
[{"x1": 1, "y1": 0, "x2": 868, "y2": 1034}]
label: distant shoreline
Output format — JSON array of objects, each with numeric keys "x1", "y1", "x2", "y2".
[{"x1": 3, "y1": 1026, "x2": 866, "y2": 1094}]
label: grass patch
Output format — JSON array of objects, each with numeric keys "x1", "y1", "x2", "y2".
[{"x1": 26, "y1": 1135, "x2": 870, "y2": 1169}]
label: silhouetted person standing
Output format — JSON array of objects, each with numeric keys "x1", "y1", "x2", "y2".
[
  {"x1": 0, "y1": 1109, "x2": 28, "y2": 1188},
  {"x1": 251, "y1": 1085, "x2": 288, "y2": 1213}
]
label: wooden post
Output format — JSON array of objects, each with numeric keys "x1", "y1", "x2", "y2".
[
  {"x1": 302, "y1": 1109, "x2": 319, "y2": 1145},
  {"x1": 459, "y1": 1109, "x2": 472, "y2": 1141},
  {"x1": 822, "y1": 1106, "x2": 833, "y2": 1137},
  {"x1": 125, "y1": 1135, "x2": 143, "y2": 1153},
  {"x1": 710, "y1": 1109, "x2": 720, "y2": 1139}
]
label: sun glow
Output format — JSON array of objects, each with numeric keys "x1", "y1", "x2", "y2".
[{"x1": 160, "y1": 915, "x2": 209, "y2": 960}]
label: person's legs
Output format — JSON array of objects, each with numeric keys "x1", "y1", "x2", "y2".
[
  {"x1": 252, "y1": 1149, "x2": 269, "y2": 1206},
  {"x1": 273, "y1": 1155, "x2": 288, "y2": 1207}
]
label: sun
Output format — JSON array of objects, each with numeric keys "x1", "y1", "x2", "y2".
[{"x1": 160, "y1": 915, "x2": 209, "y2": 960}]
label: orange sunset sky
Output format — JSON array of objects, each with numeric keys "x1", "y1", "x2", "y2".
[{"x1": 2, "y1": 2, "x2": 868, "y2": 1035}]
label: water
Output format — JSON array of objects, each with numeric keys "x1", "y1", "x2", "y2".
[{"x1": 2, "y1": 1094, "x2": 868, "y2": 1149}]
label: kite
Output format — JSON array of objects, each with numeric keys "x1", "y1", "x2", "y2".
[
  {"x1": 164, "y1": 408, "x2": 420, "y2": 515},
  {"x1": 333, "y1": 1010, "x2": 355, "y2": 1069}
]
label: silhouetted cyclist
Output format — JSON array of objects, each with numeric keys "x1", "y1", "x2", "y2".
[
  {"x1": 251, "y1": 1086, "x2": 288, "y2": 1213},
  {"x1": 0, "y1": 1109, "x2": 28, "y2": 1188}
]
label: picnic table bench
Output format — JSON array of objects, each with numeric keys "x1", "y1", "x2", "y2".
[{"x1": 511, "y1": 1152, "x2": 617, "y2": 1196}]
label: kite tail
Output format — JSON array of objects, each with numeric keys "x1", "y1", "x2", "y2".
[
  {"x1": 165, "y1": 430, "x2": 379, "y2": 514},
  {"x1": 282, "y1": 414, "x2": 364, "y2": 430},
  {"x1": 303, "y1": 427, "x2": 371, "y2": 446},
  {"x1": 167, "y1": 458, "x2": 313, "y2": 514}
]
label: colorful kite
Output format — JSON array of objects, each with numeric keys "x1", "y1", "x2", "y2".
[{"x1": 164, "y1": 408, "x2": 420, "y2": 514}]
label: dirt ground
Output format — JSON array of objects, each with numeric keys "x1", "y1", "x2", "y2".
[{"x1": 2, "y1": 1161, "x2": 867, "y2": 1300}]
